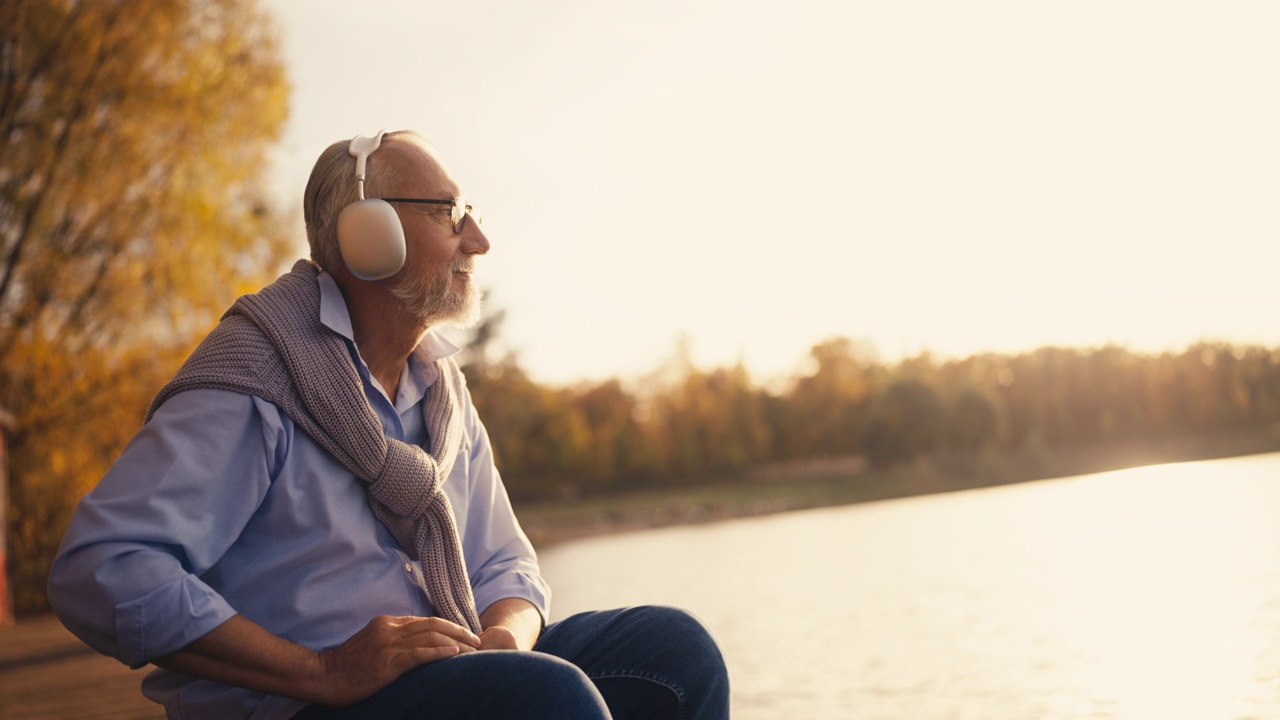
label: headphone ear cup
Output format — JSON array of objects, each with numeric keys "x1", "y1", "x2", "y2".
[{"x1": 337, "y1": 199, "x2": 407, "y2": 281}]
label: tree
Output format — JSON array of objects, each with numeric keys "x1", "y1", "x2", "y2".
[
  {"x1": 575, "y1": 379, "x2": 652, "y2": 484},
  {"x1": 1, "y1": 0, "x2": 291, "y2": 614},
  {"x1": 773, "y1": 337, "x2": 877, "y2": 459},
  {"x1": 862, "y1": 378, "x2": 946, "y2": 467},
  {"x1": 653, "y1": 363, "x2": 771, "y2": 478},
  {"x1": 947, "y1": 386, "x2": 1002, "y2": 453}
]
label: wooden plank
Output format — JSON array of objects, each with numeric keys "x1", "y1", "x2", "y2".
[{"x1": 0, "y1": 615, "x2": 164, "y2": 720}]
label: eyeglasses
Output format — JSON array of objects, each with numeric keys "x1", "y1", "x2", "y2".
[{"x1": 380, "y1": 197, "x2": 480, "y2": 234}]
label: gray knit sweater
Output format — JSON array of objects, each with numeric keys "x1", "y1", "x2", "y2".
[{"x1": 147, "y1": 260, "x2": 481, "y2": 632}]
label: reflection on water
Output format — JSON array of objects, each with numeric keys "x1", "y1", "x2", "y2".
[{"x1": 537, "y1": 453, "x2": 1280, "y2": 719}]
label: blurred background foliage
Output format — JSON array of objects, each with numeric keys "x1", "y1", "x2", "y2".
[
  {"x1": 4, "y1": 0, "x2": 1280, "y2": 618},
  {"x1": 1, "y1": 0, "x2": 292, "y2": 615},
  {"x1": 462, "y1": 309, "x2": 1280, "y2": 504}
]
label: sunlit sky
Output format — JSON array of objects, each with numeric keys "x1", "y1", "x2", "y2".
[{"x1": 262, "y1": 0, "x2": 1278, "y2": 386}]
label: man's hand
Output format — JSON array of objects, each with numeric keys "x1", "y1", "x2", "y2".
[
  {"x1": 315, "y1": 615, "x2": 482, "y2": 707},
  {"x1": 154, "y1": 614, "x2": 481, "y2": 710},
  {"x1": 477, "y1": 625, "x2": 520, "y2": 651},
  {"x1": 478, "y1": 598, "x2": 543, "y2": 652}
]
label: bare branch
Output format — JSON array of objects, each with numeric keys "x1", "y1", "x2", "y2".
[
  {"x1": 0, "y1": 1, "x2": 86, "y2": 135},
  {"x1": 58, "y1": 249, "x2": 112, "y2": 344},
  {"x1": 0, "y1": 3, "x2": 122, "y2": 312}
]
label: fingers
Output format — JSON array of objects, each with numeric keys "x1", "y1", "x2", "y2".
[
  {"x1": 478, "y1": 626, "x2": 519, "y2": 651},
  {"x1": 380, "y1": 618, "x2": 478, "y2": 678},
  {"x1": 394, "y1": 616, "x2": 482, "y2": 649},
  {"x1": 406, "y1": 644, "x2": 469, "y2": 664},
  {"x1": 319, "y1": 616, "x2": 483, "y2": 706}
]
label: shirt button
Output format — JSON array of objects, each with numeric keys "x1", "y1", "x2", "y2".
[{"x1": 404, "y1": 563, "x2": 413, "y2": 573}]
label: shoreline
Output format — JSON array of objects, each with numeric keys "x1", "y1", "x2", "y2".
[{"x1": 514, "y1": 427, "x2": 1280, "y2": 548}]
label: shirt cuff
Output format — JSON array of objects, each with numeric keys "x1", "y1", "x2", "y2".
[
  {"x1": 114, "y1": 574, "x2": 238, "y2": 668},
  {"x1": 473, "y1": 571, "x2": 553, "y2": 626}
]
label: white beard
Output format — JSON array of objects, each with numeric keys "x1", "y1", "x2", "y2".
[{"x1": 390, "y1": 258, "x2": 483, "y2": 328}]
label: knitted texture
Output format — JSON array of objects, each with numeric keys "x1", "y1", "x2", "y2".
[{"x1": 147, "y1": 260, "x2": 481, "y2": 632}]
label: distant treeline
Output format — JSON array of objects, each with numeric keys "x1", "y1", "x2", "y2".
[{"x1": 461, "y1": 331, "x2": 1280, "y2": 501}]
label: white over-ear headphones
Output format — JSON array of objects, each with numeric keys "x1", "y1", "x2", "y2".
[{"x1": 336, "y1": 130, "x2": 407, "y2": 281}]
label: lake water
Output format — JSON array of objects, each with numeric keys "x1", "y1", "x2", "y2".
[{"x1": 537, "y1": 452, "x2": 1280, "y2": 720}]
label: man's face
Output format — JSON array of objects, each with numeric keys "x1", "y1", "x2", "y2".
[{"x1": 383, "y1": 142, "x2": 489, "y2": 327}]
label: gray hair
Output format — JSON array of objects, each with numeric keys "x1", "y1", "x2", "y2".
[{"x1": 303, "y1": 131, "x2": 424, "y2": 273}]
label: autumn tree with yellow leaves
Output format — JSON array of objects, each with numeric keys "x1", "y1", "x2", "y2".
[{"x1": 1, "y1": 0, "x2": 292, "y2": 614}]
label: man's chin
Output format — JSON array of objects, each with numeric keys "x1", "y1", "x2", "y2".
[
  {"x1": 436, "y1": 305, "x2": 483, "y2": 329},
  {"x1": 406, "y1": 293, "x2": 483, "y2": 330}
]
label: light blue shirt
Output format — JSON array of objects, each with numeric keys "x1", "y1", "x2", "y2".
[{"x1": 48, "y1": 273, "x2": 551, "y2": 720}]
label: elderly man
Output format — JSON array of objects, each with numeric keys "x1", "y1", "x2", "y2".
[{"x1": 49, "y1": 130, "x2": 729, "y2": 719}]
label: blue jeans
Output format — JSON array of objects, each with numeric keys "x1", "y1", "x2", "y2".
[{"x1": 292, "y1": 606, "x2": 730, "y2": 719}]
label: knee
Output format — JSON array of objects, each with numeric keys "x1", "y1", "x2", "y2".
[
  {"x1": 485, "y1": 652, "x2": 610, "y2": 718},
  {"x1": 540, "y1": 605, "x2": 731, "y2": 714},
  {"x1": 501, "y1": 650, "x2": 606, "y2": 712},
  {"x1": 629, "y1": 606, "x2": 723, "y2": 657},
  {"x1": 622, "y1": 606, "x2": 729, "y2": 690}
]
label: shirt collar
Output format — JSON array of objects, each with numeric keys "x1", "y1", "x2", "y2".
[
  {"x1": 317, "y1": 271, "x2": 356, "y2": 342},
  {"x1": 317, "y1": 271, "x2": 462, "y2": 409}
]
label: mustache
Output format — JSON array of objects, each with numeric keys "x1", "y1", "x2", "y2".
[{"x1": 450, "y1": 258, "x2": 475, "y2": 274}]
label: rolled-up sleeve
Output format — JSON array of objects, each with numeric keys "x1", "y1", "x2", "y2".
[
  {"x1": 456, "y1": 397, "x2": 552, "y2": 623},
  {"x1": 48, "y1": 390, "x2": 283, "y2": 668}
]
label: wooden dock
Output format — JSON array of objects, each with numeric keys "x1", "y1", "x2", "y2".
[{"x1": 0, "y1": 615, "x2": 163, "y2": 720}]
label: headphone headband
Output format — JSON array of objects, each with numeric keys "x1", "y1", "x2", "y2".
[{"x1": 348, "y1": 130, "x2": 388, "y2": 200}]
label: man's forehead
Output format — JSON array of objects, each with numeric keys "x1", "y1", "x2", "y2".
[
  {"x1": 387, "y1": 132, "x2": 438, "y2": 160},
  {"x1": 382, "y1": 137, "x2": 457, "y2": 194}
]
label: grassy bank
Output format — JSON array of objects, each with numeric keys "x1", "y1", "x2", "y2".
[{"x1": 514, "y1": 425, "x2": 1280, "y2": 548}]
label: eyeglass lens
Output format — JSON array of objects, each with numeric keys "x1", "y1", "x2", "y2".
[{"x1": 452, "y1": 198, "x2": 480, "y2": 233}]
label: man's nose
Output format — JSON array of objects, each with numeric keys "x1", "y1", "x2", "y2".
[{"x1": 462, "y1": 219, "x2": 490, "y2": 255}]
